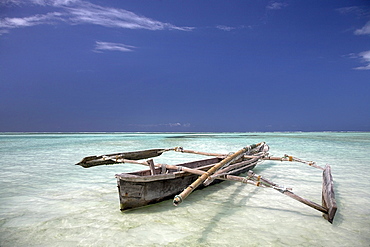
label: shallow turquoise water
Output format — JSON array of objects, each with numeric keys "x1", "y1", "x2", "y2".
[{"x1": 0, "y1": 132, "x2": 369, "y2": 246}]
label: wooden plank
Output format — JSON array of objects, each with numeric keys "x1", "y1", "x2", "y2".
[
  {"x1": 322, "y1": 165, "x2": 337, "y2": 223},
  {"x1": 75, "y1": 148, "x2": 171, "y2": 168},
  {"x1": 147, "y1": 159, "x2": 156, "y2": 175}
]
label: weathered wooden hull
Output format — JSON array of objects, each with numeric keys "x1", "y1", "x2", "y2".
[{"x1": 115, "y1": 157, "x2": 257, "y2": 211}]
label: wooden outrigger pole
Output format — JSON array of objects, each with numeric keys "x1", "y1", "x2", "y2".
[
  {"x1": 76, "y1": 143, "x2": 337, "y2": 223},
  {"x1": 172, "y1": 145, "x2": 337, "y2": 223},
  {"x1": 322, "y1": 165, "x2": 337, "y2": 223}
]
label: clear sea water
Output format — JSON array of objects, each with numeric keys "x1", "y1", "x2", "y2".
[{"x1": 0, "y1": 132, "x2": 369, "y2": 247}]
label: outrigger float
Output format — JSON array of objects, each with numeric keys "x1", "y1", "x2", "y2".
[{"x1": 76, "y1": 142, "x2": 337, "y2": 223}]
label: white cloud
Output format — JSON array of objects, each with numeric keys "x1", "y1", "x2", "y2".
[
  {"x1": 354, "y1": 21, "x2": 370, "y2": 35},
  {"x1": 266, "y1": 1, "x2": 288, "y2": 10},
  {"x1": 261, "y1": 1, "x2": 288, "y2": 24},
  {"x1": 215, "y1": 25, "x2": 253, "y2": 31},
  {"x1": 337, "y1": 6, "x2": 370, "y2": 69},
  {"x1": 336, "y1": 6, "x2": 359, "y2": 15},
  {"x1": 31, "y1": 0, "x2": 79, "y2": 6},
  {"x1": 336, "y1": 6, "x2": 370, "y2": 35},
  {"x1": 0, "y1": 0, "x2": 193, "y2": 32},
  {"x1": 94, "y1": 41, "x2": 136, "y2": 52},
  {"x1": 0, "y1": 0, "x2": 21, "y2": 6},
  {"x1": 336, "y1": 6, "x2": 369, "y2": 17},
  {"x1": 353, "y1": 50, "x2": 370, "y2": 70},
  {"x1": 216, "y1": 25, "x2": 236, "y2": 31},
  {"x1": 0, "y1": 12, "x2": 63, "y2": 29},
  {"x1": 64, "y1": 1, "x2": 193, "y2": 31}
]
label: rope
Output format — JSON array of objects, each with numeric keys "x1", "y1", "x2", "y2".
[
  {"x1": 284, "y1": 154, "x2": 324, "y2": 170},
  {"x1": 241, "y1": 170, "x2": 255, "y2": 184},
  {"x1": 273, "y1": 185, "x2": 289, "y2": 193}
]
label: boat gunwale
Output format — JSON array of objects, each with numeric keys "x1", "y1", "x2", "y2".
[
  {"x1": 115, "y1": 157, "x2": 223, "y2": 182},
  {"x1": 115, "y1": 156, "x2": 262, "y2": 182}
]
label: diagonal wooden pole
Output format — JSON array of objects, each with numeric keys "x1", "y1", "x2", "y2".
[{"x1": 173, "y1": 143, "x2": 262, "y2": 206}]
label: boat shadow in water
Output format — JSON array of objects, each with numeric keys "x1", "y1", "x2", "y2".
[
  {"x1": 195, "y1": 181, "x2": 325, "y2": 245},
  {"x1": 196, "y1": 182, "x2": 260, "y2": 244},
  {"x1": 195, "y1": 163, "x2": 333, "y2": 244}
]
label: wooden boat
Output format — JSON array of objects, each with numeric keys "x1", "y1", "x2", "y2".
[
  {"x1": 116, "y1": 156, "x2": 259, "y2": 210},
  {"x1": 76, "y1": 142, "x2": 337, "y2": 223},
  {"x1": 77, "y1": 143, "x2": 268, "y2": 211}
]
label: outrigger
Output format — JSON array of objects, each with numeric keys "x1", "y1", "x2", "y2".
[{"x1": 76, "y1": 142, "x2": 337, "y2": 223}]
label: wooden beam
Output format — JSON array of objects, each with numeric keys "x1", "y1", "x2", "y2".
[
  {"x1": 322, "y1": 165, "x2": 337, "y2": 223},
  {"x1": 147, "y1": 159, "x2": 156, "y2": 175}
]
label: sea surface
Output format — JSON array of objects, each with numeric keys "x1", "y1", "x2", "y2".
[{"x1": 0, "y1": 132, "x2": 369, "y2": 246}]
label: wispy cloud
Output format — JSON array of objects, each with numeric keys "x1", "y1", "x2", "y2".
[
  {"x1": 94, "y1": 41, "x2": 136, "y2": 52},
  {"x1": 353, "y1": 50, "x2": 370, "y2": 70},
  {"x1": 354, "y1": 21, "x2": 370, "y2": 35},
  {"x1": 31, "y1": 0, "x2": 80, "y2": 6},
  {"x1": 266, "y1": 1, "x2": 288, "y2": 10},
  {"x1": 0, "y1": 12, "x2": 63, "y2": 29},
  {"x1": 336, "y1": 6, "x2": 370, "y2": 35},
  {"x1": 64, "y1": 1, "x2": 193, "y2": 31},
  {"x1": 215, "y1": 25, "x2": 252, "y2": 31},
  {"x1": 336, "y1": 6, "x2": 361, "y2": 15},
  {"x1": 336, "y1": 6, "x2": 370, "y2": 17},
  {"x1": 336, "y1": 5, "x2": 370, "y2": 70},
  {"x1": 0, "y1": 0, "x2": 193, "y2": 33},
  {"x1": 261, "y1": 1, "x2": 288, "y2": 24},
  {"x1": 216, "y1": 25, "x2": 236, "y2": 31},
  {"x1": 1, "y1": 0, "x2": 22, "y2": 6}
]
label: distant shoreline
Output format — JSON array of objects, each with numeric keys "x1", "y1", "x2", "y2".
[{"x1": 1, "y1": 131, "x2": 369, "y2": 135}]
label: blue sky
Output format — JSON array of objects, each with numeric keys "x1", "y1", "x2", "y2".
[{"x1": 0, "y1": 0, "x2": 369, "y2": 132}]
